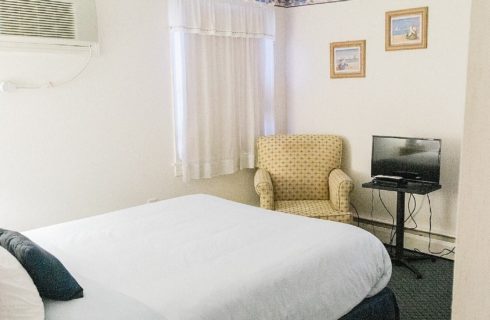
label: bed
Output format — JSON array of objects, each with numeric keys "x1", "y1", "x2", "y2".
[{"x1": 23, "y1": 194, "x2": 398, "y2": 320}]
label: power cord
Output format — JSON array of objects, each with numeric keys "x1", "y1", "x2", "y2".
[
  {"x1": 387, "y1": 193, "x2": 418, "y2": 251},
  {"x1": 405, "y1": 193, "x2": 418, "y2": 230},
  {"x1": 0, "y1": 45, "x2": 93, "y2": 92},
  {"x1": 50, "y1": 45, "x2": 93, "y2": 87},
  {"x1": 375, "y1": 191, "x2": 455, "y2": 258},
  {"x1": 350, "y1": 202, "x2": 360, "y2": 227},
  {"x1": 377, "y1": 190, "x2": 396, "y2": 249},
  {"x1": 413, "y1": 194, "x2": 456, "y2": 258},
  {"x1": 370, "y1": 189, "x2": 376, "y2": 235}
]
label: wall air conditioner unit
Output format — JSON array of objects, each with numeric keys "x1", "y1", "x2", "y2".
[{"x1": 0, "y1": 0, "x2": 98, "y2": 51}]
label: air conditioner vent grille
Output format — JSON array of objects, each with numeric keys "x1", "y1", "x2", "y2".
[{"x1": 0, "y1": 0, "x2": 75, "y2": 39}]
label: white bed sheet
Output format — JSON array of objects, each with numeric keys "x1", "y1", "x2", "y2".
[
  {"x1": 25, "y1": 194, "x2": 391, "y2": 320},
  {"x1": 43, "y1": 276, "x2": 166, "y2": 320}
]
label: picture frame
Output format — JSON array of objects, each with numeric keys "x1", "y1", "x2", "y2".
[
  {"x1": 385, "y1": 7, "x2": 428, "y2": 51},
  {"x1": 330, "y1": 40, "x2": 366, "y2": 79}
]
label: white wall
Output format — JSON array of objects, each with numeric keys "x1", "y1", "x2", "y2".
[
  {"x1": 452, "y1": 0, "x2": 490, "y2": 318},
  {"x1": 285, "y1": 0, "x2": 471, "y2": 240},
  {"x1": 0, "y1": 1, "x2": 287, "y2": 231}
]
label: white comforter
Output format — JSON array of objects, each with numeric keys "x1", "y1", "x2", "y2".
[{"x1": 25, "y1": 194, "x2": 391, "y2": 320}]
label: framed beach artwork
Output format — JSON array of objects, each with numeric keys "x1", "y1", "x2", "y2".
[
  {"x1": 386, "y1": 7, "x2": 428, "y2": 51},
  {"x1": 330, "y1": 40, "x2": 366, "y2": 79}
]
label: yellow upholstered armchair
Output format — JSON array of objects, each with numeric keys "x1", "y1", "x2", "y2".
[{"x1": 254, "y1": 135, "x2": 354, "y2": 223}]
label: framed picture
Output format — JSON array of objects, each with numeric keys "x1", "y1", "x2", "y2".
[
  {"x1": 386, "y1": 7, "x2": 428, "y2": 51},
  {"x1": 330, "y1": 40, "x2": 366, "y2": 79}
]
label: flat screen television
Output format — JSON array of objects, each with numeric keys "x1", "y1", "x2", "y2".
[{"x1": 371, "y1": 135, "x2": 441, "y2": 185}]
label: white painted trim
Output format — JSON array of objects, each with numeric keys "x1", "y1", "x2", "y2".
[
  {"x1": 357, "y1": 221, "x2": 456, "y2": 261},
  {"x1": 358, "y1": 215, "x2": 456, "y2": 239}
]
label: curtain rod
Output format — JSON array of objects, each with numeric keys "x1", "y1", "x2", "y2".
[{"x1": 270, "y1": 0, "x2": 352, "y2": 8}]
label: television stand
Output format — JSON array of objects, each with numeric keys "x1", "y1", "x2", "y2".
[{"x1": 362, "y1": 181, "x2": 441, "y2": 279}]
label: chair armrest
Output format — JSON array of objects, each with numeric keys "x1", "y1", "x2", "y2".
[
  {"x1": 328, "y1": 168, "x2": 354, "y2": 212},
  {"x1": 254, "y1": 169, "x2": 274, "y2": 210}
]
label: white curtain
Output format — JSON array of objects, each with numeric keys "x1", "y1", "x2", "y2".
[{"x1": 169, "y1": 0, "x2": 276, "y2": 181}]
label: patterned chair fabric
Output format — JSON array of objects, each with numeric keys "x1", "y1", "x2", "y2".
[{"x1": 255, "y1": 135, "x2": 354, "y2": 223}]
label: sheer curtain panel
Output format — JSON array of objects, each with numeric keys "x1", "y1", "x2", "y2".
[{"x1": 169, "y1": 0, "x2": 276, "y2": 181}]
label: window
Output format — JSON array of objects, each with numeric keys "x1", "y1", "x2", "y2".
[{"x1": 169, "y1": 0, "x2": 277, "y2": 181}]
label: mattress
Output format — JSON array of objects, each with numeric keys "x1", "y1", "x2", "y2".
[{"x1": 25, "y1": 194, "x2": 392, "y2": 320}]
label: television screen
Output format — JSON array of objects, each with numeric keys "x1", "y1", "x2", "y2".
[{"x1": 371, "y1": 136, "x2": 441, "y2": 184}]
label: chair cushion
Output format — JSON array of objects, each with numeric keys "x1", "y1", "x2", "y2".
[
  {"x1": 257, "y1": 135, "x2": 343, "y2": 201},
  {"x1": 275, "y1": 200, "x2": 351, "y2": 223}
]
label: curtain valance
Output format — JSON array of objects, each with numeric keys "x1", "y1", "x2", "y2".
[
  {"x1": 169, "y1": 0, "x2": 279, "y2": 181},
  {"x1": 169, "y1": 0, "x2": 275, "y2": 39}
]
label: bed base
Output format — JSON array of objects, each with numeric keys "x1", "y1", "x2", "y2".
[{"x1": 340, "y1": 287, "x2": 400, "y2": 320}]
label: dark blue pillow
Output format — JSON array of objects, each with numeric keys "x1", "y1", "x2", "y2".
[{"x1": 0, "y1": 228, "x2": 83, "y2": 301}]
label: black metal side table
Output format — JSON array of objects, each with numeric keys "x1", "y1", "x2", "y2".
[{"x1": 362, "y1": 181, "x2": 441, "y2": 279}]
